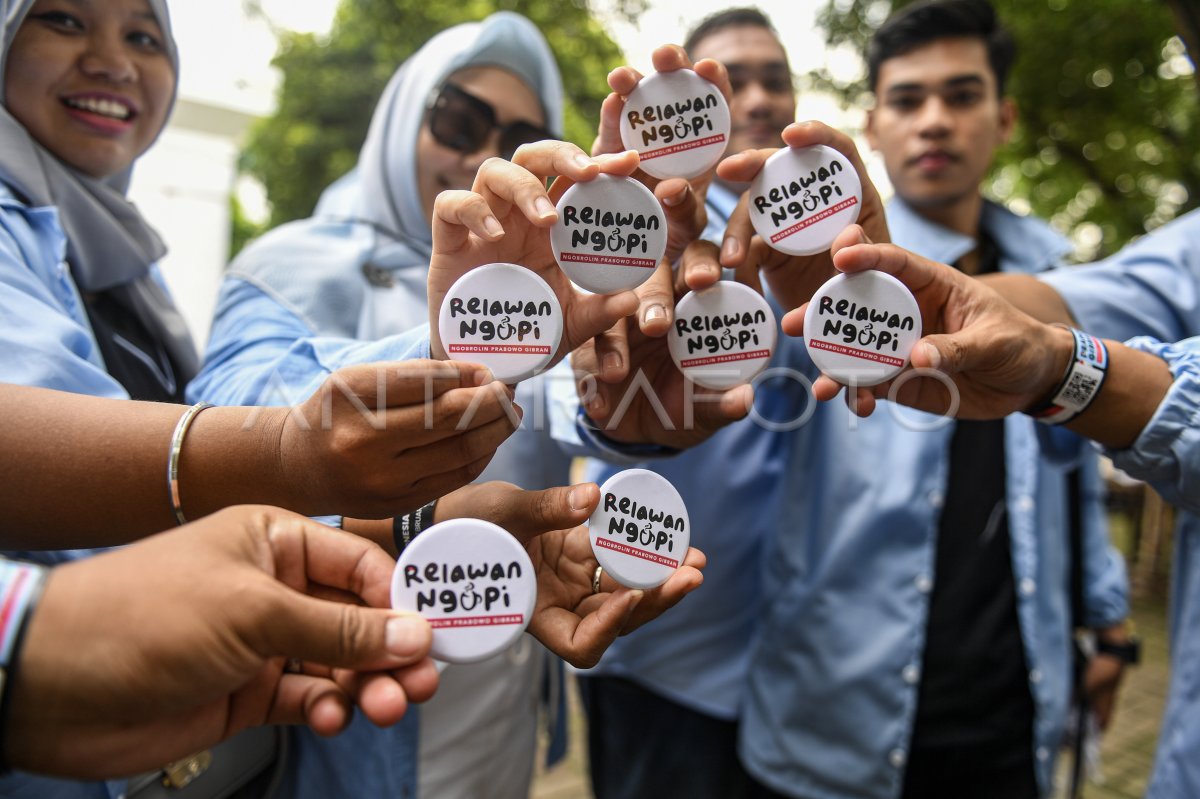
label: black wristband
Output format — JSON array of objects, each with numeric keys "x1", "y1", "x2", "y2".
[
  {"x1": 393, "y1": 501, "x2": 437, "y2": 556},
  {"x1": 1096, "y1": 636, "x2": 1141, "y2": 665}
]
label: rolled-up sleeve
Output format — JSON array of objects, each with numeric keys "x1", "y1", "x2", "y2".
[
  {"x1": 187, "y1": 278, "x2": 430, "y2": 406},
  {"x1": 1107, "y1": 336, "x2": 1200, "y2": 514}
]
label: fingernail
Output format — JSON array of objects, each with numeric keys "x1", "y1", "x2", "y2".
[
  {"x1": 643, "y1": 304, "x2": 666, "y2": 324},
  {"x1": 535, "y1": 196, "x2": 556, "y2": 218},
  {"x1": 483, "y1": 215, "x2": 503, "y2": 238},
  {"x1": 703, "y1": 262, "x2": 721, "y2": 278},
  {"x1": 568, "y1": 485, "x2": 590, "y2": 511},
  {"x1": 661, "y1": 187, "x2": 688, "y2": 207},
  {"x1": 573, "y1": 153, "x2": 594, "y2": 170},
  {"x1": 387, "y1": 615, "x2": 429, "y2": 657},
  {"x1": 587, "y1": 393, "x2": 606, "y2": 416},
  {"x1": 721, "y1": 237, "x2": 740, "y2": 263},
  {"x1": 603, "y1": 351, "x2": 622, "y2": 373},
  {"x1": 922, "y1": 342, "x2": 942, "y2": 370},
  {"x1": 473, "y1": 368, "x2": 493, "y2": 386}
]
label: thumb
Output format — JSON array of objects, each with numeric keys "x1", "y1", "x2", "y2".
[
  {"x1": 258, "y1": 593, "x2": 432, "y2": 673},
  {"x1": 500, "y1": 482, "x2": 601, "y2": 545},
  {"x1": 565, "y1": 291, "x2": 641, "y2": 353},
  {"x1": 829, "y1": 223, "x2": 872, "y2": 261},
  {"x1": 693, "y1": 383, "x2": 754, "y2": 434},
  {"x1": 912, "y1": 329, "x2": 992, "y2": 378}
]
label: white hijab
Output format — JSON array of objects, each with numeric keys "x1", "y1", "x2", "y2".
[{"x1": 228, "y1": 11, "x2": 563, "y2": 339}]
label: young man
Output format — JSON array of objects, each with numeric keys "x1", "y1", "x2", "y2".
[
  {"x1": 574, "y1": 9, "x2": 796, "y2": 799},
  {"x1": 738, "y1": 3, "x2": 1132, "y2": 798}
]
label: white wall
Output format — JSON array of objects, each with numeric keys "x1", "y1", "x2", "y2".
[{"x1": 127, "y1": 102, "x2": 254, "y2": 349}]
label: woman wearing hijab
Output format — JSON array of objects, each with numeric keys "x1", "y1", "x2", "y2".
[
  {"x1": 0, "y1": 4, "x2": 516, "y2": 797},
  {"x1": 190, "y1": 14, "x2": 576, "y2": 799}
]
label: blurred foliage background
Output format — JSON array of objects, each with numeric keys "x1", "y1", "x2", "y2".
[
  {"x1": 236, "y1": 0, "x2": 640, "y2": 243},
  {"x1": 807, "y1": 0, "x2": 1199, "y2": 259},
  {"x1": 237, "y1": 0, "x2": 1197, "y2": 261}
]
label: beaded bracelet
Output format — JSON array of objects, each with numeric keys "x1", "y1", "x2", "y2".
[
  {"x1": 168, "y1": 402, "x2": 214, "y2": 526},
  {"x1": 1027, "y1": 326, "x2": 1109, "y2": 425}
]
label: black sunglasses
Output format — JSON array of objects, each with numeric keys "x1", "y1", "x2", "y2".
[{"x1": 427, "y1": 83, "x2": 554, "y2": 161}]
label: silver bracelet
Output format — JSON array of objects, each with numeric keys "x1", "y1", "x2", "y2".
[{"x1": 168, "y1": 402, "x2": 214, "y2": 526}]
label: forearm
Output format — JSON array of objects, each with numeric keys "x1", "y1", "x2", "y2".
[
  {"x1": 981, "y1": 273, "x2": 1076, "y2": 325},
  {"x1": 1065, "y1": 338, "x2": 1174, "y2": 450},
  {"x1": 0, "y1": 386, "x2": 299, "y2": 547}
]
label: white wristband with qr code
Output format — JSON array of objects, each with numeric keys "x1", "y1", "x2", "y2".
[{"x1": 1028, "y1": 325, "x2": 1109, "y2": 425}]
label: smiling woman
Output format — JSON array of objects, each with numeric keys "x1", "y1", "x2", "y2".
[
  {"x1": 4, "y1": 0, "x2": 174, "y2": 179},
  {"x1": 0, "y1": 0, "x2": 197, "y2": 406}
]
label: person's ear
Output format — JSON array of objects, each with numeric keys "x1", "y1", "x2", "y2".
[
  {"x1": 997, "y1": 96, "x2": 1017, "y2": 146},
  {"x1": 864, "y1": 106, "x2": 880, "y2": 151}
]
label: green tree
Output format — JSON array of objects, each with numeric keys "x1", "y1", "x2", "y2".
[
  {"x1": 239, "y1": 0, "x2": 635, "y2": 233},
  {"x1": 809, "y1": 0, "x2": 1199, "y2": 258}
]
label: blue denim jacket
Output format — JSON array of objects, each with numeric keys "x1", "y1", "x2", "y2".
[
  {"x1": 737, "y1": 199, "x2": 1129, "y2": 799},
  {"x1": 1041, "y1": 209, "x2": 1200, "y2": 798}
]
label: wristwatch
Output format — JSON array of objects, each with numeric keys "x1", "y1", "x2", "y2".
[{"x1": 1096, "y1": 636, "x2": 1141, "y2": 665}]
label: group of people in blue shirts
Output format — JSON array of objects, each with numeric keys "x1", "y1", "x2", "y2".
[{"x1": 0, "y1": 0, "x2": 1198, "y2": 798}]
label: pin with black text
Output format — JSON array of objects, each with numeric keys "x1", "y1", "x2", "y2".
[
  {"x1": 803, "y1": 271, "x2": 922, "y2": 386},
  {"x1": 552, "y1": 174, "x2": 667, "y2": 294},
  {"x1": 438, "y1": 263, "x2": 563, "y2": 383},
  {"x1": 589, "y1": 469, "x2": 690, "y2": 589},
  {"x1": 669, "y1": 282, "x2": 777, "y2": 389},
  {"x1": 391, "y1": 519, "x2": 536, "y2": 664},
  {"x1": 619, "y1": 70, "x2": 731, "y2": 180},
  {"x1": 749, "y1": 144, "x2": 862, "y2": 256}
]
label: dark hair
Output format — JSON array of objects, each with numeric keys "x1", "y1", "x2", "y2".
[
  {"x1": 867, "y1": 0, "x2": 1016, "y2": 95},
  {"x1": 683, "y1": 7, "x2": 779, "y2": 58}
]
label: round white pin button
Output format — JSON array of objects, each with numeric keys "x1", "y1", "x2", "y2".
[
  {"x1": 748, "y1": 144, "x2": 862, "y2": 256},
  {"x1": 552, "y1": 175, "x2": 667, "y2": 294},
  {"x1": 669, "y1": 282, "x2": 777, "y2": 389},
  {"x1": 589, "y1": 469, "x2": 690, "y2": 590},
  {"x1": 391, "y1": 519, "x2": 536, "y2": 664},
  {"x1": 619, "y1": 70, "x2": 731, "y2": 180},
  {"x1": 438, "y1": 263, "x2": 562, "y2": 383},
  {"x1": 803, "y1": 270, "x2": 922, "y2": 386}
]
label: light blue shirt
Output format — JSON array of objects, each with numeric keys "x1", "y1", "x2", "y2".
[
  {"x1": 737, "y1": 199, "x2": 1129, "y2": 799},
  {"x1": 1040, "y1": 209, "x2": 1200, "y2": 799},
  {"x1": 558, "y1": 183, "x2": 802, "y2": 720},
  {"x1": 0, "y1": 186, "x2": 153, "y2": 798}
]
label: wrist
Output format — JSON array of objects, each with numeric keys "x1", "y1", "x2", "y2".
[
  {"x1": 1025, "y1": 325, "x2": 1109, "y2": 424},
  {"x1": 1025, "y1": 323, "x2": 1075, "y2": 413},
  {"x1": 0, "y1": 561, "x2": 49, "y2": 769},
  {"x1": 270, "y1": 407, "x2": 325, "y2": 515}
]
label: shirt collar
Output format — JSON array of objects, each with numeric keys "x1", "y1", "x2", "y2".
[{"x1": 887, "y1": 195, "x2": 1071, "y2": 274}]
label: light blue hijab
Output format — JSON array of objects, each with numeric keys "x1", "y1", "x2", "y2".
[{"x1": 228, "y1": 12, "x2": 563, "y2": 340}]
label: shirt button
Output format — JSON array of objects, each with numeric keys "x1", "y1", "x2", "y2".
[
  {"x1": 902, "y1": 665, "x2": 920, "y2": 685},
  {"x1": 1016, "y1": 495, "x2": 1035, "y2": 513},
  {"x1": 928, "y1": 490, "x2": 944, "y2": 509},
  {"x1": 1036, "y1": 747, "x2": 1049, "y2": 762},
  {"x1": 1019, "y1": 578, "x2": 1037, "y2": 596},
  {"x1": 1030, "y1": 669, "x2": 1043, "y2": 684},
  {"x1": 889, "y1": 749, "x2": 907, "y2": 769},
  {"x1": 915, "y1": 575, "x2": 933, "y2": 594}
]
